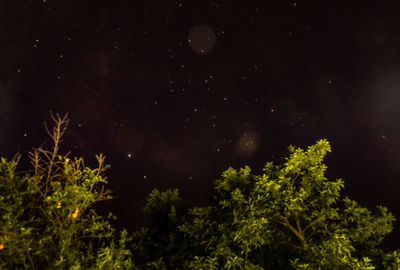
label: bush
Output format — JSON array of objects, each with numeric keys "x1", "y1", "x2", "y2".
[
  {"x1": 0, "y1": 112, "x2": 135, "y2": 269},
  {"x1": 134, "y1": 140, "x2": 400, "y2": 269},
  {"x1": 1, "y1": 111, "x2": 399, "y2": 269}
]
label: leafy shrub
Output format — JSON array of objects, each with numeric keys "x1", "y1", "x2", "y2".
[
  {"x1": 1, "y1": 112, "x2": 399, "y2": 269},
  {"x1": 136, "y1": 139, "x2": 400, "y2": 269},
  {"x1": 0, "y1": 112, "x2": 135, "y2": 269}
]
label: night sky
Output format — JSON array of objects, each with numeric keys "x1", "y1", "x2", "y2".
[{"x1": 1, "y1": 1, "x2": 400, "y2": 249}]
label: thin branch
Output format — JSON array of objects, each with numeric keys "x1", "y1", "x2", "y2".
[
  {"x1": 272, "y1": 216, "x2": 306, "y2": 250},
  {"x1": 304, "y1": 217, "x2": 320, "y2": 233},
  {"x1": 289, "y1": 171, "x2": 301, "y2": 195},
  {"x1": 43, "y1": 111, "x2": 69, "y2": 196},
  {"x1": 295, "y1": 215, "x2": 303, "y2": 234}
]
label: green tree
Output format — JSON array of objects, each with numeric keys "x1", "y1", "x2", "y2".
[
  {"x1": 0, "y1": 112, "x2": 135, "y2": 269},
  {"x1": 129, "y1": 188, "x2": 189, "y2": 269},
  {"x1": 138, "y1": 139, "x2": 400, "y2": 269},
  {"x1": 2, "y1": 111, "x2": 399, "y2": 269}
]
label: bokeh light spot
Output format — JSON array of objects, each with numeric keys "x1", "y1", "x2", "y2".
[{"x1": 188, "y1": 24, "x2": 217, "y2": 55}]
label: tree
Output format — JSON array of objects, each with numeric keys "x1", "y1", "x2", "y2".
[
  {"x1": 0, "y1": 112, "x2": 135, "y2": 269},
  {"x1": 1, "y1": 111, "x2": 399, "y2": 269},
  {"x1": 137, "y1": 139, "x2": 400, "y2": 269}
]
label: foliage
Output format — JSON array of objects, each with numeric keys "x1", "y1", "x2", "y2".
[
  {"x1": 129, "y1": 188, "x2": 188, "y2": 269},
  {"x1": 0, "y1": 112, "x2": 135, "y2": 269},
  {"x1": 137, "y1": 139, "x2": 400, "y2": 269},
  {"x1": 1, "y1": 111, "x2": 399, "y2": 269}
]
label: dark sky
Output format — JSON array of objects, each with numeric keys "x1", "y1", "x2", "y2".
[{"x1": 1, "y1": 1, "x2": 400, "y2": 249}]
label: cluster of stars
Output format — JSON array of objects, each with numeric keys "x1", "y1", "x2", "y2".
[{"x1": 11, "y1": 3, "x2": 390, "y2": 184}]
